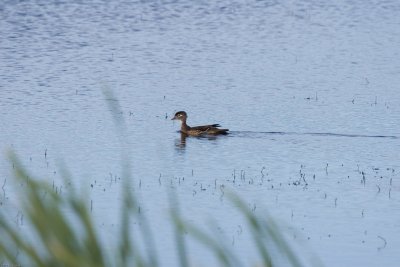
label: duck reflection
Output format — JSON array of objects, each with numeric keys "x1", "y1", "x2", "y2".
[
  {"x1": 175, "y1": 132, "x2": 222, "y2": 152},
  {"x1": 175, "y1": 132, "x2": 188, "y2": 149}
]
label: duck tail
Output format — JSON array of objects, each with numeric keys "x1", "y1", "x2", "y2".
[{"x1": 218, "y1": 129, "x2": 229, "y2": 135}]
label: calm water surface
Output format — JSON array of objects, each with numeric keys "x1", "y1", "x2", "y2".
[{"x1": 1, "y1": 0, "x2": 400, "y2": 266}]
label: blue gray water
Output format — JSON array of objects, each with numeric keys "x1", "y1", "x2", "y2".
[{"x1": 1, "y1": 0, "x2": 400, "y2": 266}]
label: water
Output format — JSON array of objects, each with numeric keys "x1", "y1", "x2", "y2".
[{"x1": 1, "y1": 0, "x2": 400, "y2": 266}]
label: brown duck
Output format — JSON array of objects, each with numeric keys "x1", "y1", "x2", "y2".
[{"x1": 171, "y1": 111, "x2": 229, "y2": 136}]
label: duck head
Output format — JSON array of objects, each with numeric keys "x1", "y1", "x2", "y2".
[{"x1": 171, "y1": 111, "x2": 187, "y2": 122}]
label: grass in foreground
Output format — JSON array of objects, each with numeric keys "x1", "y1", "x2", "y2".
[{"x1": 0, "y1": 152, "x2": 316, "y2": 267}]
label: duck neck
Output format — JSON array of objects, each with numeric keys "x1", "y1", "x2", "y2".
[{"x1": 181, "y1": 119, "x2": 190, "y2": 131}]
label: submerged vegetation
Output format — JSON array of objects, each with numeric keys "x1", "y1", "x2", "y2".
[{"x1": 0, "y1": 91, "x2": 317, "y2": 267}]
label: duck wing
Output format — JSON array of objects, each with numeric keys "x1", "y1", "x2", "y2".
[
  {"x1": 191, "y1": 124, "x2": 220, "y2": 131},
  {"x1": 191, "y1": 125, "x2": 229, "y2": 135}
]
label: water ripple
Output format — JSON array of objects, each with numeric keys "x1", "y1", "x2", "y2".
[{"x1": 231, "y1": 131, "x2": 398, "y2": 139}]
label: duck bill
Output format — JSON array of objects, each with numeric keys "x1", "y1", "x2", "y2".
[{"x1": 171, "y1": 116, "x2": 177, "y2": 120}]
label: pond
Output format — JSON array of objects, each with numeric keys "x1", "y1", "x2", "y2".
[{"x1": 1, "y1": 0, "x2": 400, "y2": 266}]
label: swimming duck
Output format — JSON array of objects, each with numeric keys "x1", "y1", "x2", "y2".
[{"x1": 171, "y1": 111, "x2": 229, "y2": 136}]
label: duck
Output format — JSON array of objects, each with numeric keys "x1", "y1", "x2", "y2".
[{"x1": 171, "y1": 111, "x2": 229, "y2": 136}]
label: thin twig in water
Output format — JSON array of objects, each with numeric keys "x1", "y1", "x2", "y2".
[
  {"x1": 377, "y1": 236, "x2": 387, "y2": 250},
  {"x1": 261, "y1": 167, "x2": 266, "y2": 178},
  {"x1": 302, "y1": 174, "x2": 308, "y2": 186},
  {"x1": 1, "y1": 178, "x2": 6, "y2": 198},
  {"x1": 376, "y1": 185, "x2": 381, "y2": 194}
]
